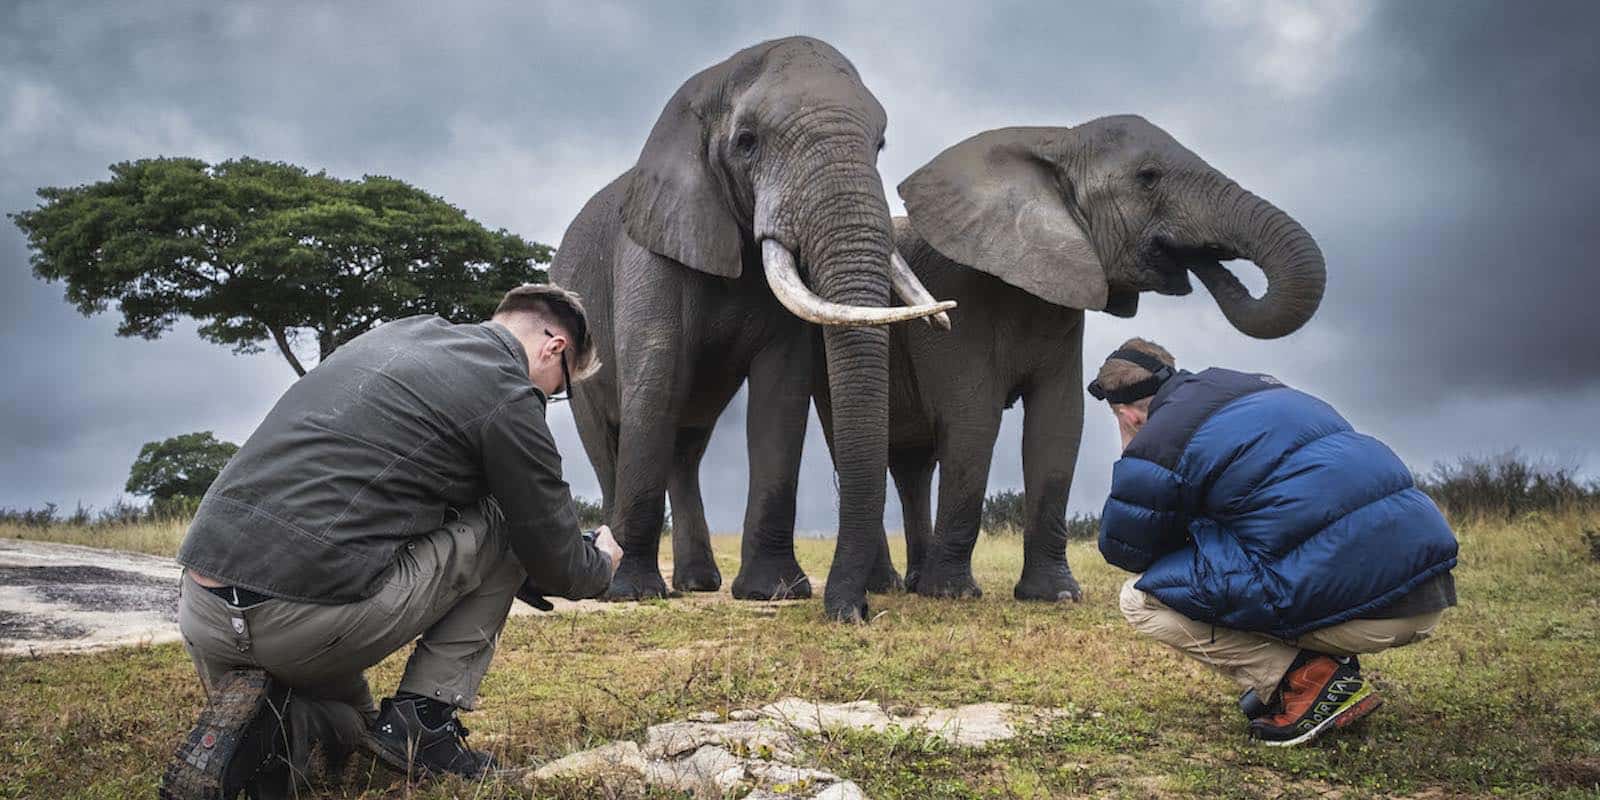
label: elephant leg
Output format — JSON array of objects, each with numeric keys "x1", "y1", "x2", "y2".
[
  {"x1": 918, "y1": 409, "x2": 1003, "y2": 599},
  {"x1": 730, "y1": 332, "x2": 814, "y2": 601},
  {"x1": 1014, "y1": 358, "x2": 1086, "y2": 602},
  {"x1": 570, "y1": 384, "x2": 618, "y2": 524},
  {"x1": 667, "y1": 426, "x2": 721, "y2": 592},
  {"x1": 889, "y1": 448, "x2": 935, "y2": 593},
  {"x1": 604, "y1": 246, "x2": 687, "y2": 601},
  {"x1": 814, "y1": 361, "x2": 901, "y2": 595}
]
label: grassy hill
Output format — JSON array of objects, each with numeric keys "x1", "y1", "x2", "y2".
[{"x1": 2, "y1": 507, "x2": 1598, "y2": 798}]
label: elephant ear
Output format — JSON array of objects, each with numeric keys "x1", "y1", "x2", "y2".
[
  {"x1": 898, "y1": 127, "x2": 1107, "y2": 310},
  {"x1": 623, "y1": 68, "x2": 744, "y2": 279}
]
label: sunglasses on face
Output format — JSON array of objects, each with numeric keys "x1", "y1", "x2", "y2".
[{"x1": 544, "y1": 329, "x2": 572, "y2": 403}]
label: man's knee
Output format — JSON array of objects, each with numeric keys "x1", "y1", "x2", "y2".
[{"x1": 1118, "y1": 575, "x2": 1158, "y2": 629}]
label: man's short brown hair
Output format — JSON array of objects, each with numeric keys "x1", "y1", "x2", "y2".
[
  {"x1": 1094, "y1": 338, "x2": 1176, "y2": 401},
  {"x1": 494, "y1": 284, "x2": 602, "y2": 381}
]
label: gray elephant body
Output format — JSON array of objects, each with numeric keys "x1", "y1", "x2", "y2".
[
  {"x1": 819, "y1": 116, "x2": 1327, "y2": 600},
  {"x1": 553, "y1": 37, "x2": 947, "y2": 620},
  {"x1": 875, "y1": 220, "x2": 1090, "y2": 600}
]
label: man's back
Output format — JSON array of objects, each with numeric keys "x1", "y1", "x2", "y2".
[
  {"x1": 1101, "y1": 367, "x2": 1458, "y2": 638},
  {"x1": 178, "y1": 315, "x2": 539, "y2": 603}
]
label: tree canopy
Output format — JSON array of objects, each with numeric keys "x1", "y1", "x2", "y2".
[
  {"x1": 11, "y1": 157, "x2": 552, "y2": 375},
  {"x1": 125, "y1": 430, "x2": 239, "y2": 502}
]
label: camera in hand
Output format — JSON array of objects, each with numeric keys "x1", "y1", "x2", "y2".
[{"x1": 515, "y1": 529, "x2": 602, "y2": 611}]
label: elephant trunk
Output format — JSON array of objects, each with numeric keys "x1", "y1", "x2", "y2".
[
  {"x1": 1190, "y1": 182, "x2": 1326, "y2": 339},
  {"x1": 812, "y1": 246, "x2": 893, "y2": 621},
  {"x1": 759, "y1": 150, "x2": 896, "y2": 619}
]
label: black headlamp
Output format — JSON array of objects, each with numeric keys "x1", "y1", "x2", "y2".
[{"x1": 1087, "y1": 348, "x2": 1175, "y2": 404}]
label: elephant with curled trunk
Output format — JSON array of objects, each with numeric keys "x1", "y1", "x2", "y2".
[
  {"x1": 861, "y1": 115, "x2": 1327, "y2": 600},
  {"x1": 551, "y1": 37, "x2": 953, "y2": 621}
]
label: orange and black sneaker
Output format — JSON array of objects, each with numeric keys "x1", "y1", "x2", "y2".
[{"x1": 1248, "y1": 653, "x2": 1381, "y2": 747}]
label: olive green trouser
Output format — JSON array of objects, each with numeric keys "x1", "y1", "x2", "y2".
[
  {"x1": 178, "y1": 505, "x2": 524, "y2": 757},
  {"x1": 1118, "y1": 576, "x2": 1443, "y2": 702}
]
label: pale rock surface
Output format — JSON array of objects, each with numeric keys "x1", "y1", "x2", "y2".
[{"x1": 527, "y1": 698, "x2": 1067, "y2": 797}]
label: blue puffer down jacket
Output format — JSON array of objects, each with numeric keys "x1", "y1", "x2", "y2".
[{"x1": 1099, "y1": 368, "x2": 1458, "y2": 639}]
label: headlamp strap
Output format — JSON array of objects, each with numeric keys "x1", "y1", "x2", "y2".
[{"x1": 1087, "y1": 348, "x2": 1175, "y2": 403}]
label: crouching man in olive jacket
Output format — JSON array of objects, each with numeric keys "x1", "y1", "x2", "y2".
[{"x1": 160, "y1": 285, "x2": 621, "y2": 799}]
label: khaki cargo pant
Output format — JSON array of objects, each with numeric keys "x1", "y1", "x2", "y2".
[
  {"x1": 1118, "y1": 576, "x2": 1443, "y2": 701},
  {"x1": 178, "y1": 505, "x2": 525, "y2": 725}
]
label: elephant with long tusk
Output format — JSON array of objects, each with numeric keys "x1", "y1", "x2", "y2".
[
  {"x1": 550, "y1": 36, "x2": 952, "y2": 622},
  {"x1": 818, "y1": 115, "x2": 1328, "y2": 602}
]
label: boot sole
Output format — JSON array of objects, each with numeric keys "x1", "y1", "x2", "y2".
[
  {"x1": 1259, "y1": 684, "x2": 1382, "y2": 748},
  {"x1": 363, "y1": 732, "x2": 502, "y2": 782},
  {"x1": 159, "y1": 669, "x2": 283, "y2": 800}
]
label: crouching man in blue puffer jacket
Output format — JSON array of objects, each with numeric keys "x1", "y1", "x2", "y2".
[{"x1": 1091, "y1": 338, "x2": 1458, "y2": 747}]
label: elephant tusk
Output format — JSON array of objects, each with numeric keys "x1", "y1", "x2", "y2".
[
  {"x1": 761, "y1": 240, "x2": 957, "y2": 327},
  {"x1": 891, "y1": 250, "x2": 952, "y2": 330}
]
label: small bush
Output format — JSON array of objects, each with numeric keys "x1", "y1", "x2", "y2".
[
  {"x1": 982, "y1": 490, "x2": 1025, "y2": 535},
  {"x1": 1415, "y1": 451, "x2": 1600, "y2": 519},
  {"x1": 573, "y1": 496, "x2": 605, "y2": 529},
  {"x1": 981, "y1": 490, "x2": 1099, "y2": 540},
  {"x1": 0, "y1": 502, "x2": 59, "y2": 527},
  {"x1": 1064, "y1": 513, "x2": 1101, "y2": 542}
]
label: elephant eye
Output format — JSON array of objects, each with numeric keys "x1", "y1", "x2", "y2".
[
  {"x1": 733, "y1": 129, "x2": 758, "y2": 156},
  {"x1": 1136, "y1": 167, "x2": 1162, "y2": 189}
]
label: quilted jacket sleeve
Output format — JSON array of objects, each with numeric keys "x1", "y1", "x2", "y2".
[{"x1": 1099, "y1": 456, "x2": 1189, "y2": 573}]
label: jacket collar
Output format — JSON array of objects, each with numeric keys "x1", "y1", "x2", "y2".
[
  {"x1": 1146, "y1": 369, "x2": 1192, "y2": 418},
  {"x1": 481, "y1": 321, "x2": 548, "y2": 408}
]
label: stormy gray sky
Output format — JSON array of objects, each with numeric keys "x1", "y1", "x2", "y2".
[{"x1": 3, "y1": 1, "x2": 1597, "y2": 535}]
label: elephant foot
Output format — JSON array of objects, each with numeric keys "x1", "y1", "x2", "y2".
[
  {"x1": 603, "y1": 558, "x2": 671, "y2": 601},
  {"x1": 915, "y1": 565, "x2": 983, "y2": 599},
  {"x1": 823, "y1": 585, "x2": 869, "y2": 623},
  {"x1": 1013, "y1": 565, "x2": 1084, "y2": 602},
  {"x1": 903, "y1": 568, "x2": 921, "y2": 594},
  {"x1": 866, "y1": 561, "x2": 904, "y2": 594},
  {"x1": 731, "y1": 556, "x2": 812, "y2": 600},
  {"x1": 670, "y1": 559, "x2": 722, "y2": 593}
]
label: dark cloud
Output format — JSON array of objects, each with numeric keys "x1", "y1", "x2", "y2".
[{"x1": 2, "y1": 1, "x2": 1595, "y2": 537}]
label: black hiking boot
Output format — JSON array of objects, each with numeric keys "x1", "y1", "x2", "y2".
[
  {"x1": 365, "y1": 696, "x2": 497, "y2": 780},
  {"x1": 159, "y1": 668, "x2": 291, "y2": 800}
]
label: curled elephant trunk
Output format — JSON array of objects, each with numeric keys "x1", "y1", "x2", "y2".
[
  {"x1": 762, "y1": 240, "x2": 955, "y2": 327},
  {"x1": 1190, "y1": 184, "x2": 1326, "y2": 340}
]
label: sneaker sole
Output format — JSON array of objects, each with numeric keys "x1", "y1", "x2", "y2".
[
  {"x1": 1260, "y1": 684, "x2": 1382, "y2": 748},
  {"x1": 159, "y1": 669, "x2": 280, "y2": 800}
]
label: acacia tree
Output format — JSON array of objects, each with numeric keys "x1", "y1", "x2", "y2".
[
  {"x1": 11, "y1": 157, "x2": 551, "y2": 376},
  {"x1": 126, "y1": 431, "x2": 240, "y2": 516}
]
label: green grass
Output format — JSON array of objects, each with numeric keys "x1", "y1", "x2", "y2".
[{"x1": 3, "y1": 511, "x2": 1599, "y2": 798}]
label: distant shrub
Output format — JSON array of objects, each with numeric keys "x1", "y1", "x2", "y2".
[
  {"x1": 95, "y1": 497, "x2": 149, "y2": 527},
  {"x1": 1064, "y1": 513, "x2": 1101, "y2": 542},
  {"x1": 982, "y1": 489, "x2": 1099, "y2": 541},
  {"x1": 982, "y1": 490, "x2": 1025, "y2": 535},
  {"x1": 150, "y1": 495, "x2": 204, "y2": 521},
  {"x1": 573, "y1": 496, "x2": 606, "y2": 529},
  {"x1": 0, "y1": 502, "x2": 60, "y2": 528},
  {"x1": 1416, "y1": 451, "x2": 1600, "y2": 520}
]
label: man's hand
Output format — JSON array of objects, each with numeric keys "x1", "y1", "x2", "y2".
[{"x1": 594, "y1": 525, "x2": 622, "y2": 574}]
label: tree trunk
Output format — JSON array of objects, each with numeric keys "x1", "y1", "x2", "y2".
[{"x1": 268, "y1": 326, "x2": 308, "y2": 377}]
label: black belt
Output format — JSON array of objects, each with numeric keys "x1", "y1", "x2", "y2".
[{"x1": 203, "y1": 584, "x2": 273, "y2": 608}]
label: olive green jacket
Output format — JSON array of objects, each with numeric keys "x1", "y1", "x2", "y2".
[{"x1": 177, "y1": 316, "x2": 611, "y2": 604}]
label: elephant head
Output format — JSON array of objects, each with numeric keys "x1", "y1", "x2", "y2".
[
  {"x1": 623, "y1": 36, "x2": 949, "y2": 619},
  {"x1": 898, "y1": 115, "x2": 1325, "y2": 338}
]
